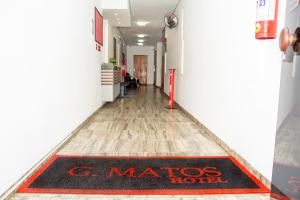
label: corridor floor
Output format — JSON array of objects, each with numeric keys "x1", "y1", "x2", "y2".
[{"x1": 10, "y1": 86, "x2": 271, "y2": 200}]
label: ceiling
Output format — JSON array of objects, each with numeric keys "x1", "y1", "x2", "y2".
[
  {"x1": 102, "y1": 9, "x2": 131, "y2": 27},
  {"x1": 119, "y1": 0, "x2": 180, "y2": 46},
  {"x1": 102, "y1": 0, "x2": 131, "y2": 27}
]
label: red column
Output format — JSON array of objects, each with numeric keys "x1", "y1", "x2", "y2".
[{"x1": 169, "y1": 69, "x2": 175, "y2": 109}]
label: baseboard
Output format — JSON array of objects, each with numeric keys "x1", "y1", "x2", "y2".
[
  {"x1": 0, "y1": 103, "x2": 107, "y2": 200},
  {"x1": 173, "y1": 101, "x2": 271, "y2": 189}
]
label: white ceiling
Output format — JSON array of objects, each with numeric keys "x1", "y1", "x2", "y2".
[
  {"x1": 102, "y1": 9, "x2": 131, "y2": 27},
  {"x1": 119, "y1": 0, "x2": 180, "y2": 46}
]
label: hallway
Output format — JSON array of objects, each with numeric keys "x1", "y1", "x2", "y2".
[
  {"x1": 2, "y1": 0, "x2": 299, "y2": 199},
  {"x1": 10, "y1": 87, "x2": 270, "y2": 200}
]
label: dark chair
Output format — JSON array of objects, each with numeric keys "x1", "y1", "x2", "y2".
[{"x1": 125, "y1": 73, "x2": 138, "y2": 88}]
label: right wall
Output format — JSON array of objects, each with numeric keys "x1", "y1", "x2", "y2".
[{"x1": 165, "y1": 0, "x2": 287, "y2": 180}]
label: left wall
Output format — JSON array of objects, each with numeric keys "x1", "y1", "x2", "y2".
[
  {"x1": 107, "y1": 25, "x2": 126, "y2": 65},
  {"x1": 0, "y1": 0, "x2": 104, "y2": 195}
]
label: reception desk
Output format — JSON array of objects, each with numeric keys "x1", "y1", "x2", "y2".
[{"x1": 101, "y1": 68, "x2": 121, "y2": 102}]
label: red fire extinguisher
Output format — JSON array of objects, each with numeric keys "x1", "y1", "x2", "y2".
[{"x1": 255, "y1": 0, "x2": 279, "y2": 39}]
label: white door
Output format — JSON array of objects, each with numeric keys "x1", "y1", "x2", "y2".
[{"x1": 272, "y1": 1, "x2": 300, "y2": 199}]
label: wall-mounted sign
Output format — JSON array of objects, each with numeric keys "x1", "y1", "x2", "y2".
[{"x1": 95, "y1": 7, "x2": 103, "y2": 46}]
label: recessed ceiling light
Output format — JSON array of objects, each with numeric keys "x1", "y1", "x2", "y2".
[
  {"x1": 137, "y1": 39, "x2": 145, "y2": 43},
  {"x1": 136, "y1": 21, "x2": 149, "y2": 26},
  {"x1": 137, "y1": 34, "x2": 146, "y2": 38},
  {"x1": 114, "y1": 13, "x2": 118, "y2": 16},
  {"x1": 137, "y1": 43, "x2": 144, "y2": 46}
]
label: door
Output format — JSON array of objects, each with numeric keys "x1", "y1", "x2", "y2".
[
  {"x1": 113, "y1": 37, "x2": 117, "y2": 59},
  {"x1": 154, "y1": 50, "x2": 157, "y2": 86},
  {"x1": 161, "y1": 55, "x2": 165, "y2": 92},
  {"x1": 134, "y1": 55, "x2": 148, "y2": 85},
  {"x1": 161, "y1": 28, "x2": 166, "y2": 92},
  {"x1": 272, "y1": 1, "x2": 300, "y2": 200}
]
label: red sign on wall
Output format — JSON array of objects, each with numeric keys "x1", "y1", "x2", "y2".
[{"x1": 95, "y1": 7, "x2": 103, "y2": 46}]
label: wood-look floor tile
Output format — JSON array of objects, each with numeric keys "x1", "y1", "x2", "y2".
[{"x1": 10, "y1": 87, "x2": 270, "y2": 200}]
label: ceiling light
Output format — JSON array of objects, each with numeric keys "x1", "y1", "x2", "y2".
[
  {"x1": 137, "y1": 39, "x2": 145, "y2": 43},
  {"x1": 117, "y1": 18, "x2": 120, "y2": 21},
  {"x1": 114, "y1": 13, "x2": 118, "y2": 16},
  {"x1": 137, "y1": 34, "x2": 146, "y2": 38},
  {"x1": 136, "y1": 21, "x2": 149, "y2": 26},
  {"x1": 137, "y1": 43, "x2": 144, "y2": 46}
]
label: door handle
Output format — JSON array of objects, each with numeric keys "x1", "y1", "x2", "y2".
[{"x1": 279, "y1": 27, "x2": 300, "y2": 53}]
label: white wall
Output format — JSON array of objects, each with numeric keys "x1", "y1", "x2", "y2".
[
  {"x1": 0, "y1": 0, "x2": 104, "y2": 195},
  {"x1": 156, "y1": 42, "x2": 163, "y2": 87},
  {"x1": 107, "y1": 24, "x2": 126, "y2": 65},
  {"x1": 165, "y1": 0, "x2": 287, "y2": 180},
  {"x1": 103, "y1": 20, "x2": 110, "y2": 63},
  {"x1": 127, "y1": 46, "x2": 155, "y2": 85}
]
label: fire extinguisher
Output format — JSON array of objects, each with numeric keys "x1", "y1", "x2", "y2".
[{"x1": 255, "y1": 0, "x2": 279, "y2": 39}]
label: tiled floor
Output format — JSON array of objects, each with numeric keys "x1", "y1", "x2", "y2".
[
  {"x1": 10, "y1": 86, "x2": 271, "y2": 200},
  {"x1": 10, "y1": 194, "x2": 271, "y2": 200}
]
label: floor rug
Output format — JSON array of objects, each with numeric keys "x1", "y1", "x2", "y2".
[{"x1": 17, "y1": 155, "x2": 270, "y2": 195}]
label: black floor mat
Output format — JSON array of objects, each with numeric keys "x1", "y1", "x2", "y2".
[{"x1": 17, "y1": 155, "x2": 270, "y2": 195}]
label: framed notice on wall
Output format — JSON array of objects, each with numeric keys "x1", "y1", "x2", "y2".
[{"x1": 95, "y1": 7, "x2": 103, "y2": 46}]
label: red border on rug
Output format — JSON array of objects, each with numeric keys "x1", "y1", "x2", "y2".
[
  {"x1": 17, "y1": 155, "x2": 270, "y2": 195},
  {"x1": 271, "y1": 193, "x2": 291, "y2": 200}
]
